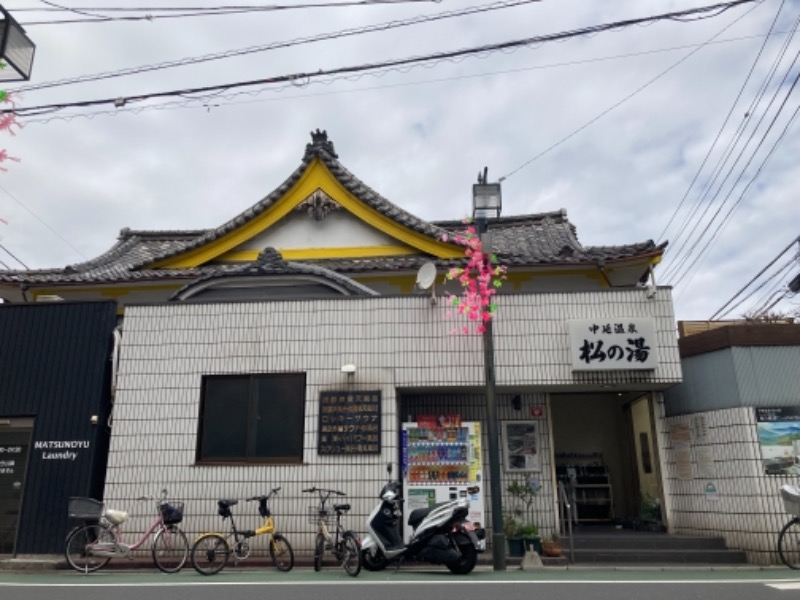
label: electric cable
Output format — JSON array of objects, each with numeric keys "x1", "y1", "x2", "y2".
[
  {"x1": 660, "y1": 9, "x2": 800, "y2": 281},
  {"x1": 3, "y1": 1, "x2": 761, "y2": 117},
  {"x1": 655, "y1": 0, "x2": 786, "y2": 247},
  {"x1": 13, "y1": 0, "x2": 542, "y2": 94},
  {"x1": 497, "y1": 0, "x2": 763, "y2": 183},
  {"x1": 666, "y1": 48, "x2": 800, "y2": 286},
  {"x1": 19, "y1": 1, "x2": 443, "y2": 26}
]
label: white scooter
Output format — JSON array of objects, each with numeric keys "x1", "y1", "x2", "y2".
[{"x1": 360, "y1": 466, "x2": 486, "y2": 574}]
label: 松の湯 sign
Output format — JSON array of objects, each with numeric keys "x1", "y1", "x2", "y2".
[{"x1": 568, "y1": 319, "x2": 658, "y2": 371}]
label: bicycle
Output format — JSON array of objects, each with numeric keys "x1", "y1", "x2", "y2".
[
  {"x1": 64, "y1": 489, "x2": 188, "y2": 574},
  {"x1": 303, "y1": 486, "x2": 362, "y2": 576},
  {"x1": 190, "y1": 487, "x2": 294, "y2": 575},
  {"x1": 778, "y1": 484, "x2": 800, "y2": 569}
]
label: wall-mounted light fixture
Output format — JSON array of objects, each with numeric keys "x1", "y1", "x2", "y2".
[{"x1": 341, "y1": 364, "x2": 356, "y2": 374}]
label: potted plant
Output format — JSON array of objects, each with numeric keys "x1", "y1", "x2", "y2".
[
  {"x1": 541, "y1": 532, "x2": 562, "y2": 557},
  {"x1": 516, "y1": 522, "x2": 542, "y2": 555},
  {"x1": 505, "y1": 478, "x2": 542, "y2": 556}
]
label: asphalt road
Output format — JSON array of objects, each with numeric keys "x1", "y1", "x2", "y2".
[{"x1": 1, "y1": 567, "x2": 799, "y2": 600}]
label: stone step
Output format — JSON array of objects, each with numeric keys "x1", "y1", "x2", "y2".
[{"x1": 570, "y1": 534, "x2": 728, "y2": 551}]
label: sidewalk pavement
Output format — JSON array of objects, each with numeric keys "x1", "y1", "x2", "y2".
[{"x1": 0, "y1": 553, "x2": 784, "y2": 573}]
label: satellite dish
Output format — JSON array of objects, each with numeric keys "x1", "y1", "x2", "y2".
[
  {"x1": 415, "y1": 262, "x2": 437, "y2": 304},
  {"x1": 416, "y1": 262, "x2": 436, "y2": 290}
]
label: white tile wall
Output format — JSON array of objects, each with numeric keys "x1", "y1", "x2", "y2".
[
  {"x1": 105, "y1": 290, "x2": 680, "y2": 557},
  {"x1": 662, "y1": 406, "x2": 796, "y2": 565}
]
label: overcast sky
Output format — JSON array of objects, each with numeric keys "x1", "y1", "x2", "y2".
[{"x1": 0, "y1": 0, "x2": 798, "y2": 322}]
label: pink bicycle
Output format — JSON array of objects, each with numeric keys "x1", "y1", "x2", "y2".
[{"x1": 65, "y1": 489, "x2": 188, "y2": 573}]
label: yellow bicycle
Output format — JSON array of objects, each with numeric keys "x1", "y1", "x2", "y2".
[{"x1": 190, "y1": 487, "x2": 294, "y2": 575}]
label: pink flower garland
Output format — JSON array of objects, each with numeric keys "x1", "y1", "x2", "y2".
[
  {"x1": 441, "y1": 218, "x2": 507, "y2": 335},
  {"x1": 0, "y1": 73, "x2": 22, "y2": 172}
]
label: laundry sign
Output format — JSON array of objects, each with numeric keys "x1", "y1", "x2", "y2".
[{"x1": 568, "y1": 318, "x2": 658, "y2": 371}]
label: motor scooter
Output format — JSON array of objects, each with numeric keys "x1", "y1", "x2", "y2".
[{"x1": 360, "y1": 465, "x2": 486, "y2": 574}]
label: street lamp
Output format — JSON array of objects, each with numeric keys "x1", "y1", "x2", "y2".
[
  {"x1": 472, "y1": 168, "x2": 505, "y2": 571},
  {"x1": 0, "y1": 7, "x2": 36, "y2": 81}
]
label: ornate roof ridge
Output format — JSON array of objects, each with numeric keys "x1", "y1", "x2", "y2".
[{"x1": 126, "y1": 129, "x2": 454, "y2": 270}]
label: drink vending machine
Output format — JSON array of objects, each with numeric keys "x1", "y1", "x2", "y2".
[{"x1": 400, "y1": 418, "x2": 485, "y2": 543}]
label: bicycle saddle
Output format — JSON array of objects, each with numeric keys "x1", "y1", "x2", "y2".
[
  {"x1": 104, "y1": 508, "x2": 129, "y2": 525},
  {"x1": 334, "y1": 503, "x2": 351, "y2": 512},
  {"x1": 218, "y1": 499, "x2": 239, "y2": 508}
]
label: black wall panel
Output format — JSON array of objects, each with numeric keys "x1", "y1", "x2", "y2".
[{"x1": 0, "y1": 301, "x2": 117, "y2": 554}]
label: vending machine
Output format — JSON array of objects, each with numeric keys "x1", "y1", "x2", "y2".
[{"x1": 400, "y1": 417, "x2": 485, "y2": 543}]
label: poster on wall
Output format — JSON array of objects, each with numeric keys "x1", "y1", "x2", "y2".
[
  {"x1": 501, "y1": 421, "x2": 540, "y2": 472},
  {"x1": 756, "y1": 407, "x2": 800, "y2": 475}
]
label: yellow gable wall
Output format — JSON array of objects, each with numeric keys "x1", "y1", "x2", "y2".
[{"x1": 151, "y1": 158, "x2": 463, "y2": 269}]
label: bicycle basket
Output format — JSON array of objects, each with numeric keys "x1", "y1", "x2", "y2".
[
  {"x1": 781, "y1": 485, "x2": 800, "y2": 516},
  {"x1": 68, "y1": 497, "x2": 104, "y2": 520},
  {"x1": 308, "y1": 506, "x2": 329, "y2": 525},
  {"x1": 160, "y1": 501, "x2": 184, "y2": 525}
]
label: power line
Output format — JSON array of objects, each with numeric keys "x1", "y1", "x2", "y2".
[
  {"x1": 660, "y1": 7, "x2": 800, "y2": 282},
  {"x1": 709, "y1": 235, "x2": 800, "y2": 318},
  {"x1": 497, "y1": 0, "x2": 763, "y2": 183},
  {"x1": 3, "y1": 0, "x2": 763, "y2": 118},
  {"x1": 18, "y1": 1, "x2": 441, "y2": 26},
  {"x1": 0, "y1": 182, "x2": 88, "y2": 263},
  {"x1": 672, "y1": 80, "x2": 800, "y2": 296},
  {"x1": 655, "y1": 0, "x2": 787, "y2": 247},
  {"x1": 18, "y1": 30, "x2": 792, "y2": 126},
  {"x1": 667, "y1": 50, "x2": 800, "y2": 287},
  {"x1": 13, "y1": 0, "x2": 542, "y2": 94}
]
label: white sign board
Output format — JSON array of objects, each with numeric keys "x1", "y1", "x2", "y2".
[{"x1": 568, "y1": 318, "x2": 658, "y2": 371}]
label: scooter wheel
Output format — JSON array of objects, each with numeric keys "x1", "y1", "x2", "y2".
[{"x1": 361, "y1": 549, "x2": 388, "y2": 571}]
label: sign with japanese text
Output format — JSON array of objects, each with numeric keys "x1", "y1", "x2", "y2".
[
  {"x1": 318, "y1": 390, "x2": 381, "y2": 455},
  {"x1": 756, "y1": 407, "x2": 800, "y2": 476},
  {"x1": 568, "y1": 318, "x2": 658, "y2": 371}
]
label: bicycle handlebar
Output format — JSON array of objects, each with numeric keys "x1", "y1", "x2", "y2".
[
  {"x1": 302, "y1": 487, "x2": 346, "y2": 496},
  {"x1": 246, "y1": 487, "x2": 281, "y2": 502}
]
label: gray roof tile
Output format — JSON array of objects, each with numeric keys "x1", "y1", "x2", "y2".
[{"x1": 0, "y1": 130, "x2": 665, "y2": 286}]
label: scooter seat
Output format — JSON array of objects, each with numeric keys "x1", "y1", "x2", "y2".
[{"x1": 408, "y1": 502, "x2": 450, "y2": 530}]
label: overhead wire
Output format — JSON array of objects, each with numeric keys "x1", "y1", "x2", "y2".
[
  {"x1": 17, "y1": 28, "x2": 796, "y2": 126},
  {"x1": 497, "y1": 0, "x2": 763, "y2": 183},
  {"x1": 666, "y1": 47, "x2": 800, "y2": 287},
  {"x1": 660, "y1": 7, "x2": 800, "y2": 282},
  {"x1": 4, "y1": 0, "x2": 762, "y2": 118},
  {"x1": 709, "y1": 237, "x2": 800, "y2": 318},
  {"x1": 13, "y1": 0, "x2": 542, "y2": 94},
  {"x1": 19, "y1": 0, "x2": 442, "y2": 25},
  {"x1": 654, "y1": 0, "x2": 787, "y2": 248},
  {"x1": 671, "y1": 75, "x2": 800, "y2": 297}
]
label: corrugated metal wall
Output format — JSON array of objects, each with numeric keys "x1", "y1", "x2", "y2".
[
  {"x1": 665, "y1": 346, "x2": 800, "y2": 416},
  {"x1": 105, "y1": 290, "x2": 679, "y2": 558},
  {"x1": 0, "y1": 301, "x2": 117, "y2": 553}
]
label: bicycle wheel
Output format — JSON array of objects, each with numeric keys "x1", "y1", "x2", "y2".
[
  {"x1": 269, "y1": 533, "x2": 294, "y2": 572},
  {"x1": 152, "y1": 525, "x2": 189, "y2": 573},
  {"x1": 778, "y1": 517, "x2": 800, "y2": 569},
  {"x1": 341, "y1": 531, "x2": 362, "y2": 577},
  {"x1": 313, "y1": 533, "x2": 325, "y2": 572},
  {"x1": 64, "y1": 523, "x2": 116, "y2": 573},
  {"x1": 190, "y1": 533, "x2": 230, "y2": 575}
]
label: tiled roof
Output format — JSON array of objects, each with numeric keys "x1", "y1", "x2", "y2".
[
  {"x1": 169, "y1": 248, "x2": 379, "y2": 299},
  {"x1": 0, "y1": 130, "x2": 666, "y2": 286}
]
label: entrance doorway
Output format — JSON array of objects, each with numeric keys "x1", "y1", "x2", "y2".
[
  {"x1": 550, "y1": 393, "x2": 663, "y2": 529},
  {"x1": 0, "y1": 418, "x2": 33, "y2": 555}
]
